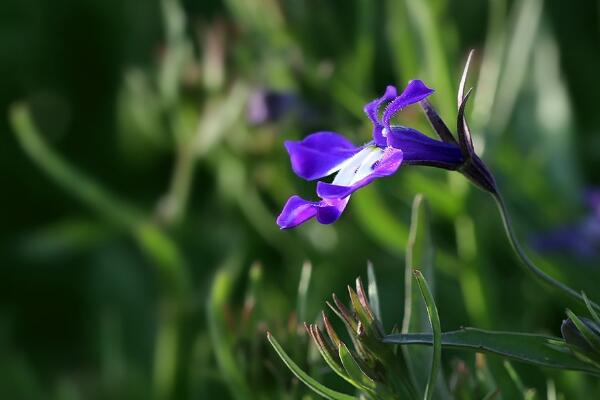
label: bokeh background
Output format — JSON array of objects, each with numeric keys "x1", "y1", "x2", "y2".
[{"x1": 1, "y1": 0, "x2": 600, "y2": 398}]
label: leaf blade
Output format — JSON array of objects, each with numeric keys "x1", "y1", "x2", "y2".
[
  {"x1": 267, "y1": 333, "x2": 357, "y2": 400},
  {"x1": 384, "y1": 328, "x2": 600, "y2": 375},
  {"x1": 414, "y1": 271, "x2": 442, "y2": 400}
]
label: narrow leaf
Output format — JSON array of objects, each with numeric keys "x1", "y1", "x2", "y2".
[
  {"x1": 403, "y1": 194, "x2": 435, "y2": 334},
  {"x1": 384, "y1": 328, "x2": 600, "y2": 375},
  {"x1": 366, "y1": 262, "x2": 382, "y2": 323},
  {"x1": 414, "y1": 271, "x2": 442, "y2": 400},
  {"x1": 267, "y1": 333, "x2": 357, "y2": 400},
  {"x1": 583, "y1": 292, "x2": 600, "y2": 325},
  {"x1": 297, "y1": 261, "x2": 312, "y2": 323},
  {"x1": 338, "y1": 342, "x2": 377, "y2": 392},
  {"x1": 306, "y1": 325, "x2": 352, "y2": 385}
]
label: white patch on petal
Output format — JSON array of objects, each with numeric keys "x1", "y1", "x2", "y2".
[{"x1": 332, "y1": 146, "x2": 383, "y2": 186}]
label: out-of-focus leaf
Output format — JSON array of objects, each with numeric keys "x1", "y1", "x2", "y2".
[
  {"x1": 487, "y1": 0, "x2": 543, "y2": 135},
  {"x1": 366, "y1": 261, "x2": 381, "y2": 323},
  {"x1": 207, "y1": 256, "x2": 252, "y2": 400},
  {"x1": 385, "y1": 0, "x2": 418, "y2": 82},
  {"x1": 9, "y1": 103, "x2": 143, "y2": 228},
  {"x1": 135, "y1": 224, "x2": 189, "y2": 296},
  {"x1": 503, "y1": 361, "x2": 528, "y2": 400},
  {"x1": 267, "y1": 333, "x2": 357, "y2": 400},
  {"x1": 352, "y1": 185, "x2": 409, "y2": 254},
  {"x1": 297, "y1": 261, "x2": 312, "y2": 323},
  {"x1": 403, "y1": 194, "x2": 435, "y2": 334},
  {"x1": 402, "y1": 195, "x2": 449, "y2": 399},
  {"x1": 384, "y1": 328, "x2": 600, "y2": 375},
  {"x1": 531, "y1": 29, "x2": 580, "y2": 199},
  {"x1": 17, "y1": 219, "x2": 113, "y2": 260},
  {"x1": 404, "y1": 0, "x2": 455, "y2": 120}
]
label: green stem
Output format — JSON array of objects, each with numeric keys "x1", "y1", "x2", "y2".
[{"x1": 492, "y1": 191, "x2": 600, "y2": 312}]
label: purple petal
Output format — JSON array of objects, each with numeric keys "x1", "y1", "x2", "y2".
[
  {"x1": 364, "y1": 85, "x2": 398, "y2": 125},
  {"x1": 276, "y1": 195, "x2": 349, "y2": 229},
  {"x1": 382, "y1": 80, "x2": 434, "y2": 133},
  {"x1": 364, "y1": 85, "x2": 398, "y2": 147},
  {"x1": 364, "y1": 86, "x2": 398, "y2": 147},
  {"x1": 387, "y1": 127, "x2": 463, "y2": 168},
  {"x1": 285, "y1": 132, "x2": 360, "y2": 181},
  {"x1": 316, "y1": 147, "x2": 404, "y2": 199}
]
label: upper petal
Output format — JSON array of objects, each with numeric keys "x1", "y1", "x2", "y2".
[
  {"x1": 382, "y1": 80, "x2": 434, "y2": 133},
  {"x1": 364, "y1": 85, "x2": 398, "y2": 125},
  {"x1": 386, "y1": 126, "x2": 463, "y2": 168},
  {"x1": 363, "y1": 85, "x2": 398, "y2": 147},
  {"x1": 285, "y1": 131, "x2": 360, "y2": 180},
  {"x1": 317, "y1": 147, "x2": 404, "y2": 199},
  {"x1": 277, "y1": 195, "x2": 349, "y2": 229}
]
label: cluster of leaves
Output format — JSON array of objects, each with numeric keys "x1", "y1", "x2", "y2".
[{"x1": 268, "y1": 196, "x2": 600, "y2": 399}]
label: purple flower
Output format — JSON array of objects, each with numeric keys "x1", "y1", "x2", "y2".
[
  {"x1": 247, "y1": 89, "x2": 300, "y2": 125},
  {"x1": 533, "y1": 188, "x2": 600, "y2": 258},
  {"x1": 277, "y1": 80, "x2": 466, "y2": 229},
  {"x1": 585, "y1": 188, "x2": 600, "y2": 219}
]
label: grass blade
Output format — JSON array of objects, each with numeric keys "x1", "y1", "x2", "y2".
[
  {"x1": 207, "y1": 257, "x2": 252, "y2": 400},
  {"x1": 297, "y1": 261, "x2": 313, "y2": 323},
  {"x1": 366, "y1": 261, "x2": 382, "y2": 323},
  {"x1": 267, "y1": 333, "x2": 357, "y2": 400},
  {"x1": 414, "y1": 271, "x2": 442, "y2": 400}
]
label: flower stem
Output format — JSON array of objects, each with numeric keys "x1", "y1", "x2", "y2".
[{"x1": 492, "y1": 192, "x2": 600, "y2": 312}]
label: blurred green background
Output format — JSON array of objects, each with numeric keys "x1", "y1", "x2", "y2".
[{"x1": 1, "y1": 0, "x2": 600, "y2": 398}]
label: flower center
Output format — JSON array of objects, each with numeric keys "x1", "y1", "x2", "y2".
[{"x1": 332, "y1": 146, "x2": 383, "y2": 187}]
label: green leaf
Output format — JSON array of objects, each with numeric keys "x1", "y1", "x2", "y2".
[
  {"x1": 502, "y1": 361, "x2": 527, "y2": 399},
  {"x1": 305, "y1": 326, "x2": 351, "y2": 386},
  {"x1": 582, "y1": 292, "x2": 600, "y2": 325},
  {"x1": 267, "y1": 333, "x2": 357, "y2": 400},
  {"x1": 383, "y1": 328, "x2": 600, "y2": 375},
  {"x1": 338, "y1": 342, "x2": 377, "y2": 392},
  {"x1": 297, "y1": 261, "x2": 312, "y2": 323},
  {"x1": 403, "y1": 0, "x2": 455, "y2": 120},
  {"x1": 403, "y1": 194, "x2": 435, "y2": 334},
  {"x1": 414, "y1": 271, "x2": 442, "y2": 400},
  {"x1": 207, "y1": 256, "x2": 252, "y2": 400},
  {"x1": 352, "y1": 186, "x2": 409, "y2": 254},
  {"x1": 403, "y1": 195, "x2": 450, "y2": 399},
  {"x1": 9, "y1": 103, "x2": 142, "y2": 228},
  {"x1": 385, "y1": 0, "x2": 418, "y2": 82}
]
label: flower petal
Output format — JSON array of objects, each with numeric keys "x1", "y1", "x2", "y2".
[
  {"x1": 364, "y1": 86, "x2": 398, "y2": 124},
  {"x1": 363, "y1": 86, "x2": 398, "y2": 147},
  {"x1": 276, "y1": 195, "x2": 349, "y2": 229},
  {"x1": 285, "y1": 132, "x2": 360, "y2": 180},
  {"x1": 382, "y1": 80, "x2": 434, "y2": 133},
  {"x1": 386, "y1": 127, "x2": 463, "y2": 168},
  {"x1": 316, "y1": 147, "x2": 404, "y2": 199}
]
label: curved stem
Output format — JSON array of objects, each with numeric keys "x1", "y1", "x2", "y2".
[{"x1": 492, "y1": 191, "x2": 600, "y2": 313}]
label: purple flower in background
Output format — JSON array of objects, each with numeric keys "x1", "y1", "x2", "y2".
[
  {"x1": 277, "y1": 80, "x2": 465, "y2": 229},
  {"x1": 586, "y1": 188, "x2": 600, "y2": 219},
  {"x1": 533, "y1": 188, "x2": 600, "y2": 258},
  {"x1": 247, "y1": 89, "x2": 300, "y2": 125}
]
